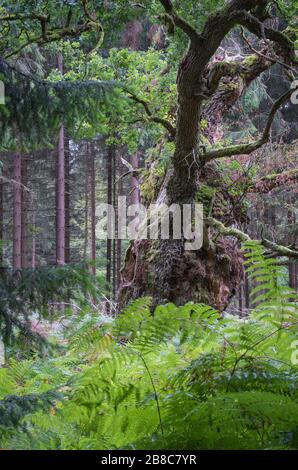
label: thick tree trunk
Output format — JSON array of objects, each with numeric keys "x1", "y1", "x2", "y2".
[
  {"x1": 118, "y1": 0, "x2": 293, "y2": 311},
  {"x1": 13, "y1": 153, "x2": 22, "y2": 270},
  {"x1": 119, "y1": 53, "x2": 244, "y2": 310}
]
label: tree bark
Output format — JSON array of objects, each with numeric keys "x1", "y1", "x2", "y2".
[
  {"x1": 13, "y1": 153, "x2": 22, "y2": 270},
  {"x1": 112, "y1": 149, "x2": 117, "y2": 299},
  {"x1": 116, "y1": 171, "x2": 123, "y2": 291},
  {"x1": 89, "y1": 142, "x2": 96, "y2": 275},
  {"x1": 65, "y1": 135, "x2": 70, "y2": 264},
  {"x1": 21, "y1": 155, "x2": 29, "y2": 268},
  {"x1": 0, "y1": 159, "x2": 3, "y2": 268},
  {"x1": 118, "y1": 0, "x2": 296, "y2": 311},
  {"x1": 31, "y1": 209, "x2": 36, "y2": 269},
  {"x1": 106, "y1": 146, "x2": 114, "y2": 293},
  {"x1": 288, "y1": 197, "x2": 297, "y2": 290},
  {"x1": 83, "y1": 142, "x2": 89, "y2": 261},
  {"x1": 131, "y1": 152, "x2": 140, "y2": 205},
  {"x1": 56, "y1": 125, "x2": 65, "y2": 266},
  {"x1": 56, "y1": 53, "x2": 65, "y2": 266}
]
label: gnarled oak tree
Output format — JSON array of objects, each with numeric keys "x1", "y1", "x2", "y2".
[{"x1": 118, "y1": 0, "x2": 298, "y2": 310}]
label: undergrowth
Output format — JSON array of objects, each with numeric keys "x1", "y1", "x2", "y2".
[{"x1": 0, "y1": 242, "x2": 297, "y2": 450}]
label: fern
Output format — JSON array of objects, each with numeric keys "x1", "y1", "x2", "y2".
[
  {"x1": 244, "y1": 241, "x2": 298, "y2": 325},
  {"x1": 0, "y1": 263, "x2": 105, "y2": 349},
  {"x1": 1, "y1": 248, "x2": 298, "y2": 450}
]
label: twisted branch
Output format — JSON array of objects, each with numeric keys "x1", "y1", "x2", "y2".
[
  {"x1": 126, "y1": 90, "x2": 176, "y2": 137},
  {"x1": 203, "y1": 86, "x2": 297, "y2": 163}
]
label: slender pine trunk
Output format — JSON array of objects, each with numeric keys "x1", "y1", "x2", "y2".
[
  {"x1": 65, "y1": 136, "x2": 70, "y2": 264},
  {"x1": 56, "y1": 125, "x2": 65, "y2": 266},
  {"x1": 106, "y1": 146, "x2": 113, "y2": 293},
  {"x1": 0, "y1": 159, "x2": 3, "y2": 268},
  {"x1": 288, "y1": 197, "x2": 297, "y2": 290},
  {"x1": 116, "y1": 168, "x2": 123, "y2": 290},
  {"x1": 13, "y1": 153, "x2": 22, "y2": 270},
  {"x1": 31, "y1": 209, "x2": 36, "y2": 269},
  {"x1": 90, "y1": 142, "x2": 96, "y2": 276},
  {"x1": 131, "y1": 152, "x2": 140, "y2": 205},
  {"x1": 83, "y1": 143, "x2": 89, "y2": 261},
  {"x1": 21, "y1": 156, "x2": 28, "y2": 268},
  {"x1": 56, "y1": 54, "x2": 65, "y2": 266},
  {"x1": 112, "y1": 148, "x2": 117, "y2": 299}
]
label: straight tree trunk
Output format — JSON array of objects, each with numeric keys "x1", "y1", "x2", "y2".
[
  {"x1": 238, "y1": 283, "x2": 243, "y2": 316},
  {"x1": 56, "y1": 54, "x2": 65, "y2": 266},
  {"x1": 56, "y1": 125, "x2": 65, "y2": 266},
  {"x1": 112, "y1": 148, "x2": 117, "y2": 299},
  {"x1": 131, "y1": 152, "x2": 140, "y2": 205},
  {"x1": 90, "y1": 142, "x2": 97, "y2": 275},
  {"x1": 106, "y1": 146, "x2": 113, "y2": 291},
  {"x1": 31, "y1": 209, "x2": 36, "y2": 269},
  {"x1": 13, "y1": 153, "x2": 22, "y2": 270},
  {"x1": 0, "y1": 160, "x2": 3, "y2": 268},
  {"x1": 21, "y1": 156, "x2": 28, "y2": 268},
  {"x1": 83, "y1": 142, "x2": 89, "y2": 261},
  {"x1": 245, "y1": 271, "x2": 250, "y2": 310},
  {"x1": 116, "y1": 170, "x2": 123, "y2": 290},
  {"x1": 288, "y1": 197, "x2": 297, "y2": 290},
  {"x1": 65, "y1": 136, "x2": 70, "y2": 263}
]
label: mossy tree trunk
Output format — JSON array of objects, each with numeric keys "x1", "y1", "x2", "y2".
[{"x1": 118, "y1": 0, "x2": 297, "y2": 310}]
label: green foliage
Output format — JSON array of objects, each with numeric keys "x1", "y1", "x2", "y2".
[
  {"x1": 0, "y1": 1, "x2": 143, "y2": 58},
  {"x1": 0, "y1": 246, "x2": 297, "y2": 450},
  {"x1": 58, "y1": 46, "x2": 177, "y2": 152},
  {"x1": 0, "y1": 390, "x2": 60, "y2": 430},
  {"x1": 0, "y1": 263, "x2": 105, "y2": 348},
  {"x1": 244, "y1": 241, "x2": 298, "y2": 325},
  {"x1": 0, "y1": 57, "x2": 116, "y2": 151}
]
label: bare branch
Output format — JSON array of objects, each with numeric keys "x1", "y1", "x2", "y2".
[
  {"x1": 237, "y1": 10, "x2": 297, "y2": 65},
  {"x1": 240, "y1": 28, "x2": 297, "y2": 76},
  {"x1": 117, "y1": 169, "x2": 142, "y2": 183}
]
